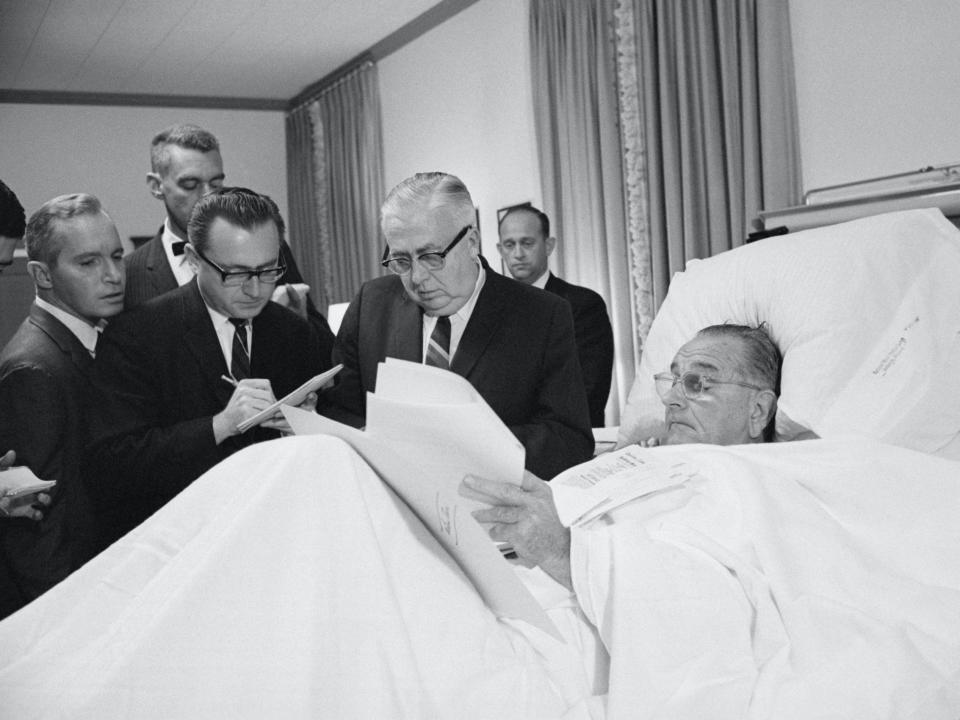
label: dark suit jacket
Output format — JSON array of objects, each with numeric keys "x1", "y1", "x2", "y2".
[
  {"x1": 544, "y1": 274, "x2": 614, "y2": 427},
  {"x1": 0, "y1": 305, "x2": 97, "y2": 618},
  {"x1": 323, "y1": 259, "x2": 593, "y2": 479},
  {"x1": 124, "y1": 228, "x2": 336, "y2": 368},
  {"x1": 87, "y1": 280, "x2": 323, "y2": 547}
]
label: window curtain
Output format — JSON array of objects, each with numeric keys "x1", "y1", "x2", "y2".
[
  {"x1": 285, "y1": 61, "x2": 385, "y2": 311},
  {"x1": 530, "y1": 0, "x2": 634, "y2": 425},
  {"x1": 614, "y1": 0, "x2": 802, "y2": 311},
  {"x1": 530, "y1": 0, "x2": 801, "y2": 423}
]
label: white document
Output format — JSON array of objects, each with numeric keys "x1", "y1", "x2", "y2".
[
  {"x1": 1, "y1": 466, "x2": 56, "y2": 498},
  {"x1": 551, "y1": 445, "x2": 700, "y2": 527},
  {"x1": 237, "y1": 364, "x2": 342, "y2": 434},
  {"x1": 282, "y1": 359, "x2": 563, "y2": 641}
]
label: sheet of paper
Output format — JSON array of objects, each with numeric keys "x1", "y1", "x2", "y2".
[
  {"x1": 2, "y1": 466, "x2": 56, "y2": 498},
  {"x1": 375, "y1": 357, "x2": 479, "y2": 405},
  {"x1": 282, "y1": 403, "x2": 562, "y2": 641},
  {"x1": 237, "y1": 364, "x2": 342, "y2": 434},
  {"x1": 551, "y1": 445, "x2": 700, "y2": 527}
]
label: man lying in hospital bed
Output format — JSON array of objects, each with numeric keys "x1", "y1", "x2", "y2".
[{"x1": 1, "y1": 209, "x2": 959, "y2": 719}]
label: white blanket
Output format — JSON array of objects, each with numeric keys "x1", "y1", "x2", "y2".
[
  {"x1": 2, "y1": 436, "x2": 957, "y2": 719},
  {"x1": 0, "y1": 436, "x2": 586, "y2": 719},
  {"x1": 571, "y1": 438, "x2": 960, "y2": 719}
]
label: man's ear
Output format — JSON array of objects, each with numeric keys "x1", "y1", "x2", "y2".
[
  {"x1": 27, "y1": 260, "x2": 53, "y2": 290},
  {"x1": 146, "y1": 172, "x2": 163, "y2": 199},
  {"x1": 545, "y1": 236, "x2": 557, "y2": 256},
  {"x1": 749, "y1": 389, "x2": 778, "y2": 440}
]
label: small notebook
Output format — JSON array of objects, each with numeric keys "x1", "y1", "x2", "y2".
[
  {"x1": 237, "y1": 364, "x2": 342, "y2": 433},
  {"x1": 2, "y1": 466, "x2": 56, "y2": 498}
]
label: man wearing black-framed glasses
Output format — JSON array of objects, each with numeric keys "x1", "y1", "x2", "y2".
[
  {"x1": 322, "y1": 172, "x2": 593, "y2": 480},
  {"x1": 86, "y1": 188, "x2": 324, "y2": 549}
]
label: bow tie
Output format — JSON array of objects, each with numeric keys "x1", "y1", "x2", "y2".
[{"x1": 171, "y1": 241, "x2": 187, "y2": 256}]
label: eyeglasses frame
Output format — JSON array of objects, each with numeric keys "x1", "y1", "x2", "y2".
[
  {"x1": 653, "y1": 371, "x2": 764, "y2": 401},
  {"x1": 194, "y1": 245, "x2": 286, "y2": 286},
  {"x1": 381, "y1": 224, "x2": 474, "y2": 275}
]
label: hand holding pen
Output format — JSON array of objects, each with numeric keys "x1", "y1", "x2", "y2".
[{"x1": 212, "y1": 375, "x2": 281, "y2": 443}]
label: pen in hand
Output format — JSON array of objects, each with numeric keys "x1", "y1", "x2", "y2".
[{"x1": 220, "y1": 374, "x2": 239, "y2": 388}]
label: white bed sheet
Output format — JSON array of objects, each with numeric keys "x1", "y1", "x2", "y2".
[
  {"x1": 571, "y1": 437, "x2": 960, "y2": 719},
  {"x1": 0, "y1": 436, "x2": 589, "y2": 719}
]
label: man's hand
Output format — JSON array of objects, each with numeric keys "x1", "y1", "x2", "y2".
[
  {"x1": 461, "y1": 471, "x2": 573, "y2": 590},
  {"x1": 636, "y1": 436, "x2": 661, "y2": 448},
  {"x1": 212, "y1": 379, "x2": 279, "y2": 443},
  {"x1": 259, "y1": 390, "x2": 318, "y2": 435},
  {"x1": 271, "y1": 284, "x2": 308, "y2": 320},
  {"x1": 0, "y1": 451, "x2": 52, "y2": 521}
]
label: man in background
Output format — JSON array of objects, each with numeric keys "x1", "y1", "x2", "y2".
[
  {"x1": 0, "y1": 180, "x2": 26, "y2": 271},
  {"x1": 497, "y1": 206, "x2": 613, "y2": 426},
  {"x1": 125, "y1": 123, "x2": 335, "y2": 367},
  {"x1": 88, "y1": 188, "x2": 323, "y2": 548},
  {"x1": 324, "y1": 172, "x2": 593, "y2": 480},
  {"x1": 0, "y1": 193, "x2": 126, "y2": 617}
]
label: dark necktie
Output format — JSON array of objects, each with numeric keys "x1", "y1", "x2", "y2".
[
  {"x1": 230, "y1": 318, "x2": 251, "y2": 381},
  {"x1": 171, "y1": 241, "x2": 187, "y2": 256},
  {"x1": 425, "y1": 315, "x2": 451, "y2": 369}
]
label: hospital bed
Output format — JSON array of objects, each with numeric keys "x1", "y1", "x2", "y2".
[{"x1": 1, "y1": 209, "x2": 959, "y2": 719}]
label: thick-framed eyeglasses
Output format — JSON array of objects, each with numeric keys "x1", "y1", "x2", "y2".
[
  {"x1": 381, "y1": 225, "x2": 473, "y2": 275},
  {"x1": 195, "y1": 247, "x2": 286, "y2": 287},
  {"x1": 654, "y1": 371, "x2": 763, "y2": 401}
]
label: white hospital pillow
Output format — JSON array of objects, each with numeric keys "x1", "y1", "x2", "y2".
[{"x1": 618, "y1": 208, "x2": 960, "y2": 458}]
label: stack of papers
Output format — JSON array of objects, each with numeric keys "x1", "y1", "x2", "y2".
[
  {"x1": 237, "y1": 364, "x2": 342, "y2": 433},
  {"x1": 282, "y1": 358, "x2": 563, "y2": 640}
]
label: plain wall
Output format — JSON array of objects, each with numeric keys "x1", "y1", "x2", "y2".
[
  {"x1": 790, "y1": 0, "x2": 960, "y2": 193},
  {"x1": 379, "y1": 0, "x2": 540, "y2": 261},
  {"x1": 0, "y1": 105, "x2": 286, "y2": 251}
]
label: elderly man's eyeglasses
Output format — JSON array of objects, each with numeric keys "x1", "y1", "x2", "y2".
[
  {"x1": 195, "y1": 247, "x2": 286, "y2": 287},
  {"x1": 381, "y1": 225, "x2": 473, "y2": 275},
  {"x1": 654, "y1": 371, "x2": 763, "y2": 401}
]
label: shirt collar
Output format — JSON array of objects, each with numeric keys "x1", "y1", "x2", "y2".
[
  {"x1": 34, "y1": 297, "x2": 101, "y2": 356},
  {"x1": 530, "y1": 269, "x2": 551, "y2": 289}
]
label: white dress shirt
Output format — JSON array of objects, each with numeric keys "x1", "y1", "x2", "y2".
[
  {"x1": 161, "y1": 220, "x2": 196, "y2": 287},
  {"x1": 420, "y1": 260, "x2": 486, "y2": 363}
]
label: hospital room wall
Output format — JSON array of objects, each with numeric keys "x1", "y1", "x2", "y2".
[{"x1": 790, "y1": 0, "x2": 960, "y2": 192}]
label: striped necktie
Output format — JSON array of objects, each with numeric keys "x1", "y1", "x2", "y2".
[
  {"x1": 230, "y1": 318, "x2": 251, "y2": 380},
  {"x1": 425, "y1": 315, "x2": 451, "y2": 369}
]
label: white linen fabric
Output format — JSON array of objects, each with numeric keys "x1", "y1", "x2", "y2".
[
  {"x1": 571, "y1": 437, "x2": 960, "y2": 719},
  {"x1": 0, "y1": 436, "x2": 588, "y2": 719},
  {"x1": 617, "y1": 208, "x2": 960, "y2": 457}
]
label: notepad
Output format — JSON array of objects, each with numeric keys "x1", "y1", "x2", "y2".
[
  {"x1": 2, "y1": 466, "x2": 56, "y2": 498},
  {"x1": 237, "y1": 363, "x2": 342, "y2": 433}
]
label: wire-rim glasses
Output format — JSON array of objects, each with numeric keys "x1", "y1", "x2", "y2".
[
  {"x1": 654, "y1": 371, "x2": 763, "y2": 401},
  {"x1": 195, "y1": 247, "x2": 286, "y2": 287},
  {"x1": 381, "y1": 225, "x2": 473, "y2": 275}
]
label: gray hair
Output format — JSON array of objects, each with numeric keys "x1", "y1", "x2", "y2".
[
  {"x1": 380, "y1": 172, "x2": 475, "y2": 235},
  {"x1": 150, "y1": 124, "x2": 220, "y2": 174},
  {"x1": 187, "y1": 187, "x2": 282, "y2": 254},
  {"x1": 696, "y1": 323, "x2": 781, "y2": 393},
  {"x1": 25, "y1": 193, "x2": 107, "y2": 266}
]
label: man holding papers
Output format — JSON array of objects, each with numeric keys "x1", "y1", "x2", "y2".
[
  {"x1": 323, "y1": 172, "x2": 593, "y2": 479},
  {"x1": 87, "y1": 188, "x2": 322, "y2": 548}
]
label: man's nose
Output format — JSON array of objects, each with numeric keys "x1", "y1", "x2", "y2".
[
  {"x1": 663, "y1": 381, "x2": 686, "y2": 407},
  {"x1": 242, "y1": 275, "x2": 262, "y2": 296},
  {"x1": 104, "y1": 258, "x2": 124, "y2": 284},
  {"x1": 408, "y1": 259, "x2": 430, "y2": 285}
]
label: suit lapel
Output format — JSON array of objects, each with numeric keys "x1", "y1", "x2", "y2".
[
  {"x1": 28, "y1": 305, "x2": 93, "y2": 372},
  {"x1": 450, "y1": 268, "x2": 506, "y2": 378},
  {"x1": 180, "y1": 282, "x2": 233, "y2": 407},
  {"x1": 145, "y1": 232, "x2": 179, "y2": 296},
  {"x1": 388, "y1": 291, "x2": 424, "y2": 363}
]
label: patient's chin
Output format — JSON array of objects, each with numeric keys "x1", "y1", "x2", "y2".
[{"x1": 664, "y1": 423, "x2": 699, "y2": 445}]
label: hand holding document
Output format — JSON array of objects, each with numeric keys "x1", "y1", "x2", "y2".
[
  {"x1": 236, "y1": 364, "x2": 342, "y2": 434},
  {"x1": 282, "y1": 359, "x2": 564, "y2": 640}
]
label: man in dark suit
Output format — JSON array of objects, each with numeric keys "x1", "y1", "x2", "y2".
[
  {"x1": 0, "y1": 193, "x2": 126, "y2": 617},
  {"x1": 125, "y1": 123, "x2": 335, "y2": 367},
  {"x1": 323, "y1": 172, "x2": 593, "y2": 480},
  {"x1": 497, "y1": 206, "x2": 614, "y2": 427},
  {"x1": 87, "y1": 188, "x2": 323, "y2": 548}
]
